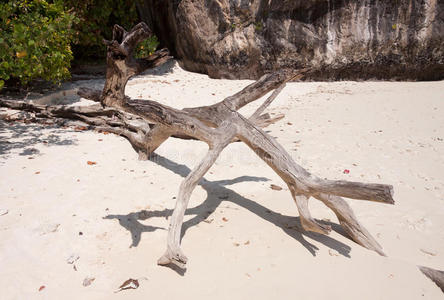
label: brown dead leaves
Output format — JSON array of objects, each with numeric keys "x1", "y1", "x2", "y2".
[
  {"x1": 270, "y1": 184, "x2": 283, "y2": 191},
  {"x1": 82, "y1": 277, "x2": 95, "y2": 287},
  {"x1": 114, "y1": 278, "x2": 143, "y2": 293},
  {"x1": 74, "y1": 126, "x2": 88, "y2": 131}
]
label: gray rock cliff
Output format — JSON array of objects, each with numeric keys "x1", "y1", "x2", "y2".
[{"x1": 138, "y1": 0, "x2": 444, "y2": 80}]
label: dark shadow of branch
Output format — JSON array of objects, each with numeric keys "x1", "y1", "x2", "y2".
[
  {"x1": 103, "y1": 211, "x2": 165, "y2": 247},
  {"x1": 0, "y1": 121, "x2": 77, "y2": 157},
  {"x1": 105, "y1": 152, "x2": 352, "y2": 264}
]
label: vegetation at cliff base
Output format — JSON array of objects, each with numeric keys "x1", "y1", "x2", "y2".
[
  {"x1": 0, "y1": 0, "x2": 159, "y2": 90},
  {"x1": 0, "y1": 0, "x2": 77, "y2": 88}
]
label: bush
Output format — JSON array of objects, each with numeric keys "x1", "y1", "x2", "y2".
[
  {"x1": 135, "y1": 35, "x2": 159, "y2": 58},
  {"x1": 64, "y1": 0, "x2": 143, "y2": 60},
  {"x1": 0, "y1": 0, "x2": 77, "y2": 88}
]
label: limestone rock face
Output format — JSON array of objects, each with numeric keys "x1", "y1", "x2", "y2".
[{"x1": 138, "y1": 0, "x2": 444, "y2": 80}]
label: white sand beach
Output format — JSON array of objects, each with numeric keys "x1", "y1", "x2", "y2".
[{"x1": 1, "y1": 61, "x2": 443, "y2": 299}]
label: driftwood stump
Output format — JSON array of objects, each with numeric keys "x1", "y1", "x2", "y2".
[{"x1": 0, "y1": 22, "x2": 395, "y2": 268}]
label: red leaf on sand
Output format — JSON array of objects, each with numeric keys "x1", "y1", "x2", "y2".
[
  {"x1": 115, "y1": 278, "x2": 140, "y2": 293},
  {"x1": 75, "y1": 126, "x2": 87, "y2": 131},
  {"x1": 38, "y1": 285, "x2": 45, "y2": 292},
  {"x1": 87, "y1": 161, "x2": 97, "y2": 165},
  {"x1": 343, "y1": 169, "x2": 350, "y2": 174},
  {"x1": 222, "y1": 217, "x2": 228, "y2": 222}
]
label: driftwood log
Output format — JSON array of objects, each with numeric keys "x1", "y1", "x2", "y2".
[{"x1": 0, "y1": 22, "x2": 395, "y2": 268}]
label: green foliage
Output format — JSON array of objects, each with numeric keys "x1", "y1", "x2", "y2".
[
  {"x1": 0, "y1": 0, "x2": 77, "y2": 87},
  {"x1": 135, "y1": 36, "x2": 159, "y2": 58},
  {"x1": 64, "y1": 0, "x2": 140, "y2": 59},
  {"x1": 254, "y1": 21, "x2": 263, "y2": 31},
  {"x1": 0, "y1": 0, "x2": 159, "y2": 89}
]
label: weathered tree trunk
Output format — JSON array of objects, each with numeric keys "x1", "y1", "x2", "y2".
[{"x1": 0, "y1": 22, "x2": 395, "y2": 268}]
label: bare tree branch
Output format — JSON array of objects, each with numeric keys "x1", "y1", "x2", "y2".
[{"x1": 0, "y1": 22, "x2": 395, "y2": 267}]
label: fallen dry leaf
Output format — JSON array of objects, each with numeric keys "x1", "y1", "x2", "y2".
[
  {"x1": 270, "y1": 184, "x2": 283, "y2": 191},
  {"x1": 115, "y1": 278, "x2": 139, "y2": 293},
  {"x1": 233, "y1": 242, "x2": 240, "y2": 247},
  {"x1": 83, "y1": 277, "x2": 95, "y2": 287},
  {"x1": 35, "y1": 171, "x2": 40, "y2": 174},
  {"x1": 244, "y1": 240, "x2": 250, "y2": 245},
  {"x1": 87, "y1": 161, "x2": 97, "y2": 165},
  {"x1": 38, "y1": 285, "x2": 45, "y2": 292},
  {"x1": 102, "y1": 131, "x2": 110, "y2": 135},
  {"x1": 75, "y1": 126, "x2": 87, "y2": 131},
  {"x1": 343, "y1": 169, "x2": 350, "y2": 174},
  {"x1": 222, "y1": 217, "x2": 229, "y2": 222}
]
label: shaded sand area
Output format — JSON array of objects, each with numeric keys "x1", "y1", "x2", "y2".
[{"x1": 1, "y1": 61, "x2": 443, "y2": 299}]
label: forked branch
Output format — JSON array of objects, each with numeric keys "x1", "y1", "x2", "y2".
[{"x1": 0, "y1": 22, "x2": 395, "y2": 268}]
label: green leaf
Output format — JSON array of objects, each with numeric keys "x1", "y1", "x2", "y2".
[{"x1": 0, "y1": 0, "x2": 76, "y2": 86}]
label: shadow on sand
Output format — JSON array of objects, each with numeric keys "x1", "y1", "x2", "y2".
[
  {"x1": 0, "y1": 121, "x2": 77, "y2": 157},
  {"x1": 105, "y1": 153, "x2": 353, "y2": 275}
]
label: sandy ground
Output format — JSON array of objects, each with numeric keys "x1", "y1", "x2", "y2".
[{"x1": 1, "y1": 61, "x2": 443, "y2": 299}]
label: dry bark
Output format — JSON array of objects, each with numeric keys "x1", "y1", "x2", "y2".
[
  {"x1": 419, "y1": 266, "x2": 444, "y2": 293},
  {"x1": 0, "y1": 22, "x2": 395, "y2": 268}
]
